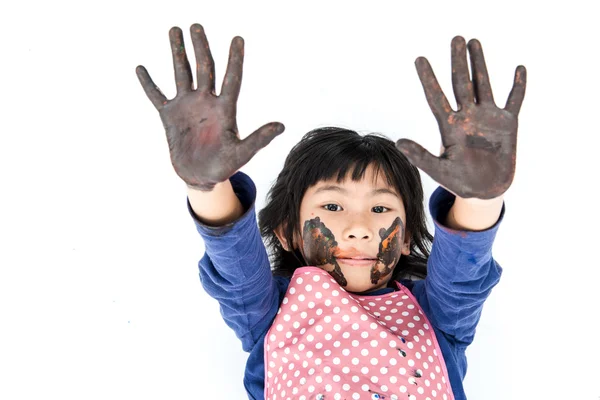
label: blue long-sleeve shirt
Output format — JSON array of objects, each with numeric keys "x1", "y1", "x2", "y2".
[{"x1": 189, "y1": 172, "x2": 503, "y2": 400}]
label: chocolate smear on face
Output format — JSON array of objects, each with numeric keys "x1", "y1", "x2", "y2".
[
  {"x1": 370, "y1": 217, "x2": 404, "y2": 284},
  {"x1": 302, "y1": 217, "x2": 347, "y2": 287}
]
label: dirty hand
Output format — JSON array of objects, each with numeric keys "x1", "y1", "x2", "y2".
[
  {"x1": 136, "y1": 23, "x2": 285, "y2": 191},
  {"x1": 396, "y1": 36, "x2": 526, "y2": 199}
]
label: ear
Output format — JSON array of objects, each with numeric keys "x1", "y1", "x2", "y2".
[
  {"x1": 275, "y1": 224, "x2": 303, "y2": 253},
  {"x1": 274, "y1": 224, "x2": 291, "y2": 252},
  {"x1": 401, "y1": 231, "x2": 411, "y2": 256}
]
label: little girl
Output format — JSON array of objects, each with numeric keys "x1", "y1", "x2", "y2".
[{"x1": 136, "y1": 23, "x2": 526, "y2": 400}]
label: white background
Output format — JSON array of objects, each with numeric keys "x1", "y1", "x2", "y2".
[{"x1": 1, "y1": 0, "x2": 599, "y2": 399}]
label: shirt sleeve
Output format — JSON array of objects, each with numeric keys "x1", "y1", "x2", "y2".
[
  {"x1": 187, "y1": 171, "x2": 285, "y2": 353},
  {"x1": 411, "y1": 186, "x2": 504, "y2": 348}
]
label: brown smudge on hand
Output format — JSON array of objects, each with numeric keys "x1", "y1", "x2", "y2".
[
  {"x1": 302, "y1": 217, "x2": 347, "y2": 287},
  {"x1": 370, "y1": 217, "x2": 404, "y2": 284},
  {"x1": 465, "y1": 135, "x2": 500, "y2": 152}
]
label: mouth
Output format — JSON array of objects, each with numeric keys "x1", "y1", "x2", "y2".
[
  {"x1": 336, "y1": 258, "x2": 377, "y2": 267},
  {"x1": 334, "y1": 248, "x2": 378, "y2": 266}
]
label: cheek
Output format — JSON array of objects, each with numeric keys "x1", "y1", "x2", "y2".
[
  {"x1": 380, "y1": 237, "x2": 402, "y2": 265},
  {"x1": 377, "y1": 217, "x2": 404, "y2": 263},
  {"x1": 300, "y1": 216, "x2": 339, "y2": 263}
]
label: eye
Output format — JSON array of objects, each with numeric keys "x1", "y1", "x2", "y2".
[
  {"x1": 323, "y1": 204, "x2": 343, "y2": 212},
  {"x1": 372, "y1": 206, "x2": 389, "y2": 213}
]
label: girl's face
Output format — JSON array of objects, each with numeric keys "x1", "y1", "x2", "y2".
[{"x1": 294, "y1": 165, "x2": 411, "y2": 294}]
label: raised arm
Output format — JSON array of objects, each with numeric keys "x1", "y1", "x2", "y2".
[
  {"x1": 135, "y1": 23, "x2": 287, "y2": 351},
  {"x1": 398, "y1": 36, "x2": 526, "y2": 344}
]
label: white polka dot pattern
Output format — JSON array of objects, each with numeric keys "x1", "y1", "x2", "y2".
[{"x1": 264, "y1": 267, "x2": 454, "y2": 399}]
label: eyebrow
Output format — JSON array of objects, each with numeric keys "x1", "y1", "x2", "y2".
[{"x1": 313, "y1": 185, "x2": 400, "y2": 198}]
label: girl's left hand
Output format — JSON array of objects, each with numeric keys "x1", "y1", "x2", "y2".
[{"x1": 396, "y1": 36, "x2": 527, "y2": 200}]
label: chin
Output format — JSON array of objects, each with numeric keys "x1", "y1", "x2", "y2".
[{"x1": 339, "y1": 271, "x2": 384, "y2": 294}]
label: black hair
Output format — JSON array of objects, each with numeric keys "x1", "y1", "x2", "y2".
[{"x1": 258, "y1": 127, "x2": 432, "y2": 283}]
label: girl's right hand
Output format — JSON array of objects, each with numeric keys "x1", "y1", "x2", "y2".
[{"x1": 136, "y1": 23, "x2": 285, "y2": 191}]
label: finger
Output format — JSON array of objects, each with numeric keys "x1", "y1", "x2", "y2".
[
  {"x1": 220, "y1": 36, "x2": 244, "y2": 102},
  {"x1": 395, "y1": 139, "x2": 444, "y2": 182},
  {"x1": 136, "y1": 65, "x2": 168, "y2": 109},
  {"x1": 169, "y1": 26, "x2": 193, "y2": 94},
  {"x1": 451, "y1": 36, "x2": 474, "y2": 107},
  {"x1": 505, "y1": 65, "x2": 527, "y2": 115},
  {"x1": 415, "y1": 57, "x2": 453, "y2": 120},
  {"x1": 190, "y1": 23, "x2": 215, "y2": 93},
  {"x1": 236, "y1": 122, "x2": 285, "y2": 166},
  {"x1": 467, "y1": 39, "x2": 495, "y2": 104}
]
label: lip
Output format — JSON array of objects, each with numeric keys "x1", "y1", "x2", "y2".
[
  {"x1": 337, "y1": 258, "x2": 377, "y2": 267},
  {"x1": 334, "y1": 248, "x2": 375, "y2": 259}
]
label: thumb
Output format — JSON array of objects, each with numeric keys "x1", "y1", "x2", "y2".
[
  {"x1": 395, "y1": 138, "x2": 440, "y2": 172},
  {"x1": 236, "y1": 122, "x2": 285, "y2": 166}
]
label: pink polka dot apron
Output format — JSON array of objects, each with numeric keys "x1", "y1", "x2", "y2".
[{"x1": 264, "y1": 267, "x2": 454, "y2": 400}]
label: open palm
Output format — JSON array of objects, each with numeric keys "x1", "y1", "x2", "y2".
[
  {"x1": 396, "y1": 37, "x2": 527, "y2": 199},
  {"x1": 136, "y1": 24, "x2": 285, "y2": 191}
]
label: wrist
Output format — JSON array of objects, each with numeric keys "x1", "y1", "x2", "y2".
[
  {"x1": 187, "y1": 179, "x2": 244, "y2": 226},
  {"x1": 454, "y1": 194, "x2": 504, "y2": 207},
  {"x1": 444, "y1": 195, "x2": 503, "y2": 231}
]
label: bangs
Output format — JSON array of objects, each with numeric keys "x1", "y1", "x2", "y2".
[{"x1": 288, "y1": 128, "x2": 402, "y2": 196}]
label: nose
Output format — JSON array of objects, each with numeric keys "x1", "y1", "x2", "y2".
[{"x1": 342, "y1": 215, "x2": 374, "y2": 242}]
